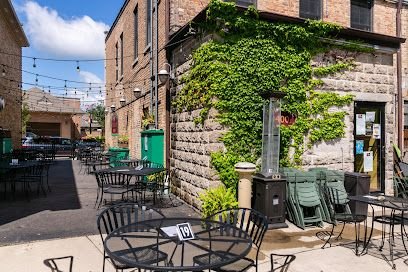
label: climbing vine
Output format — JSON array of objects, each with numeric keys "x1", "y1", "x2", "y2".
[{"x1": 174, "y1": 0, "x2": 367, "y2": 190}]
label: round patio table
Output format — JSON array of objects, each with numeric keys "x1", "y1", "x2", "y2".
[{"x1": 104, "y1": 217, "x2": 252, "y2": 271}]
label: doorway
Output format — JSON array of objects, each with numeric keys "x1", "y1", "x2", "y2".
[{"x1": 354, "y1": 102, "x2": 385, "y2": 192}]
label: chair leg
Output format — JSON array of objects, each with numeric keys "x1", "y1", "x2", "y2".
[
  {"x1": 335, "y1": 222, "x2": 346, "y2": 241},
  {"x1": 322, "y1": 223, "x2": 335, "y2": 249}
]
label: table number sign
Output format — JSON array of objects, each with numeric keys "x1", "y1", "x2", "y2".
[{"x1": 176, "y1": 222, "x2": 195, "y2": 241}]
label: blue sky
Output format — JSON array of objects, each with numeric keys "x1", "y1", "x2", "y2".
[{"x1": 10, "y1": 0, "x2": 125, "y2": 109}]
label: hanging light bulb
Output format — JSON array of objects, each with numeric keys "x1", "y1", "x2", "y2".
[
  {"x1": 48, "y1": 86, "x2": 51, "y2": 93},
  {"x1": 76, "y1": 61, "x2": 80, "y2": 72},
  {"x1": 1, "y1": 66, "x2": 5, "y2": 77},
  {"x1": 33, "y1": 58, "x2": 37, "y2": 68},
  {"x1": 35, "y1": 74, "x2": 38, "y2": 85}
]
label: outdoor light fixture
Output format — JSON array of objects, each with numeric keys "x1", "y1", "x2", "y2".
[
  {"x1": 0, "y1": 96, "x2": 4, "y2": 111},
  {"x1": 120, "y1": 97, "x2": 126, "y2": 106},
  {"x1": 1, "y1": 66, "x2": 5, "y2": 77},
  {"x1": 110, "y1": 104, "x2": 116, "y2": 112},
  {"x1": 158, "y1": 63, "x2": 174, "y2": 84},
  {"x1": 133, "y1": 87, "x2": 142, "y2": 98},
  {"x1": 104, "y1": 109, "x2": 109, "y2": 115}
]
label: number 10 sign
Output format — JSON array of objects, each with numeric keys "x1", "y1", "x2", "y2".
[{"x1": 176, "y1": 222, "x2": 195, "y2": 241}]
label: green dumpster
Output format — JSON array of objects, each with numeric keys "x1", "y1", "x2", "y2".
[
  {"x1": 108, "y1": 147, "x2": 129, "y2": 167},
  {"x1": 141, "y1": 129, "x2": 164, "y2": 166},
  {"x1": 0, "y1": 129, "x2": 12, "y2": 155}
]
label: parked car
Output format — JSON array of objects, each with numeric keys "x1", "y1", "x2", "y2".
[
  {"x1": 75, "y1": 139, "x2": 102, "y2": 150},
  {"x1": 22, "y1": 136, "x2": 75, "y2": 157}
]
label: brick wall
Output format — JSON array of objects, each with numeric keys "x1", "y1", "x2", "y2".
[
  {"x1": 0, "y1": 9, "x2": 23, "y2": 149},
  {"x1": 105, "y1": 0, "x2": 168, "y2": 161}
]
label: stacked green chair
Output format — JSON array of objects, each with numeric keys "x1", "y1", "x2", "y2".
[{"x1": 283, "y1": 169, "x2": 325, "y2": 229}]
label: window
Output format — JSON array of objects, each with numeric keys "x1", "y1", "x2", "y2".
[
  {"x1": 234, "y1": 0, "x2": 256, "y2": 7},
  {"x1": 134, "y1": 6, "x2": 138, "y2": 60},
  {"x1": 351, "y1": 0, "x2": 373, "y2": 31},
  {"x1": 299, "y1": 0, "x2": 322, "y2": 20},
  {"x1": 146, "y1": 0, "x2": 151, "y2": 46},
  {"x1": 115, "y1": 42, "x2": 118, "y2": 81},
  {"x1": 120, "y1": 33, "x2": 123, "y2": 77}
]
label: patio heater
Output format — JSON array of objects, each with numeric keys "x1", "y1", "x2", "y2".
[{"x1": 252, "y1": 91, "x2": 288, "y2": 229}]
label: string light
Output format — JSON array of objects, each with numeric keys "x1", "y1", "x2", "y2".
[
  {"x1": 1, "y1": 66, "x2": 5, "y2": 77},
  {"x1": 76, "y1": 61, "x2": 80, "y2": 72},
  {"x1": 33, "y1": 58, "x2": 37, "y2": 68}
]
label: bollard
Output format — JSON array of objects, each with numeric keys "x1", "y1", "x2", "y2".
[{"x1": 235, "y1": 162, "x2": 256, "y2": 209}]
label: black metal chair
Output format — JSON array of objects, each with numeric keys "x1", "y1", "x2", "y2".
[
  {"x1": 321, "y1": 186, "x2": 368, "y2": 254},
  {"x1": 270, "y1": 253, "x2": 296, "y2": 272},
  {"x1": 193, "y1": 208, "x2": 269, "y2": 272},
  {"x1": 14, "y1": 163, "x2": 46, "y2": 200},
  {"x1": 94, "y1": 171, "x2": 134, "y2": 208},
  {"x1": 97, "y1": 203, "x2": 168, "y2": 272}
]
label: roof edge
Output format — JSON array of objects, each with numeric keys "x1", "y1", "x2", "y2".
[
  {"x1": 167, "y1": 6, "x2": 405, "y2": 52},
  {"x1": 105, "y1": 0, "x2": 131, "y2": 42}
]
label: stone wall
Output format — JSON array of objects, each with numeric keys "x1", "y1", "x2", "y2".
[
  {"x1": 170, "y1": 36, "x2": 397, "y2": 208},
  {"x1": 170, "y1": 35, "x2": 225, "y2": 209},
  {"x1": 306, "y1": 52, "x2": 396, "y2": 194}
]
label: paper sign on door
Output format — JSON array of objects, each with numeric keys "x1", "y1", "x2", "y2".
[
  {"x1": 356, "y1": 114, "x2": 366, "y2": 135},
  {"x1": 363, "y1": 151, "x2": 373, "y2": 172}
]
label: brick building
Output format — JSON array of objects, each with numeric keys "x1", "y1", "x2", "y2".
[
  {"x1": 106, "y1": 0, "x2": 407, "y2": 208},
  {"x1": 24, "y1": 88, "x2": 83, "y2": 139},
  {"x1": 0, "y1": 0, "x2": 29, "y2": 148}
]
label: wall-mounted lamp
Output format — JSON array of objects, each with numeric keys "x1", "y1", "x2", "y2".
[
  {"x1": 1, "y1": 66, "x2": 6, "y2": 77},
  {"x1": 158, "y1": 63, "x2": 174, "y2": 85},
  {"x1": 104, "y1": 109, "x2": 109, "y2": 115},
  {"x1": 133, "y1": 87, "x2": 142, "y2": 98},
  {"x1": 0, "y1": 96, "x2": 4, "y2": 111},
  {"x1": 110, "y1": 104, "x2": 116, "y2": 112},
  {"x1": 120, "y1": 97, "x2": 126, "y2": 107}
]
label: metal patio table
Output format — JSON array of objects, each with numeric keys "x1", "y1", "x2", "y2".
[
  {"x1": 104, "y1": 217, "x2": 252, "y2": 271},
  {"x1": 94, "y1": 166, "x2": 166, "y2": 204},
  {"x1": 348, "y1": 195, "x2": 408, "y2": 269}
]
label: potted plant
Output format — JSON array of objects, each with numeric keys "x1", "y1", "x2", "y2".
[
  {"x1": 142, "y1": 113, "x2": 155, "y2": 130},
  {"x1": 117, "y1": 134, "x2": 129, "y2": 148}
]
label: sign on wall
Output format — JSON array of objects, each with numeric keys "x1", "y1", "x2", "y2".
[
  {"x1": 111, "y1": 113, "x2": 118, "y2": 135},
  {"x1": 278, "y1": 112, "x2": 297, "y2": 127}
]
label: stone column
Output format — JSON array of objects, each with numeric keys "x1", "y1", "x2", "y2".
[{"x1": 235, "y1": 162, "x2": 256, "y2": 209}]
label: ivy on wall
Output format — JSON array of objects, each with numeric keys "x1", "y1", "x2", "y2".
[{"x1": 174, "y1": 0, "x2": 365, "y2": 190}]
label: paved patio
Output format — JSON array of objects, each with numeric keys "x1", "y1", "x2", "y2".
[{"x1": 1, "y1": 159, "x2": 408, "y2": 271}]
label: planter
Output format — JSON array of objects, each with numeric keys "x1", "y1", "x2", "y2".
[
  {"x1": 118, "y1": 142, "x2": 128, "y2": 148},
  {"x1": 146, "y1": 123, "x2": 155, "y2": 130}
]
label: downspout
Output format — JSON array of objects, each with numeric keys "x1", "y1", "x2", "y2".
[
  {"x1": 397, "y1": 0, "x2": 403, "y2": 149},
  {"x1": 154, "y1": 0, "x2": 159, "y2": 129},
  {"x1": 165, "y1": 0, "x2": 171, "y2": 169},
  {"x1": 150, "y1": 0, "x2": 154, "y2": 116}
]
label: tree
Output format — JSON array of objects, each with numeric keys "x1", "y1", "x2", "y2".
[
  {"x1": 21, "y1": 102, "x2": 30, "y2": 135},
  {"x1": 87, "y1": 104, "x2": 106, "y2": 132}
]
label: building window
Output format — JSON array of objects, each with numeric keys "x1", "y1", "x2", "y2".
[
  {"x1": 134, "y1": 6, "x2": 138, "y2": 60},
  {"x1": 115, "y1": 42, "x2": 118, "y2": 81},
  {"x1": 299, "y1": 0, "x2": 322, "y2": 20},
  {"x1": 146, "y1": 0, "x2": 151, "y2": 46},
  {"x1": 120, "y1": 33, "x2": 124, "y2": 77},
  {"x1": 351, "y1": 0, "x2": 373, "y2": 31}
]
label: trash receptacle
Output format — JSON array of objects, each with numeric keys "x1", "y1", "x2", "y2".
[
  {"x1": 108, "y1": 147, "x2": 129, "y2": 167},
  {"x1": 344, "y1": 172, "x2": 370, "y2": 216},
  {"x1": 141, "y1": 129, "x2": 164, "y2": 165},
  {"x1": 0, "y1": 129, "x2": 12, "y2": 155}
]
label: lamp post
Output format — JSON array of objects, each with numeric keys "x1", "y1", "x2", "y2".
[{"x1": 252, "y1": 90, "x2": 288, "y2": 229}]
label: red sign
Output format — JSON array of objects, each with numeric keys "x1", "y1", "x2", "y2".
[
  {"x1": 111, "y1": 113, "x2": 118, "y2": 134},
  {"x1": 278, "y1": 112, "x2": 296, "y2": 126}
]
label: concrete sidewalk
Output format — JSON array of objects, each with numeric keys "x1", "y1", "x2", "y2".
[{"x1": 1, "y1": 224, "x2": 408, "y2": 272}]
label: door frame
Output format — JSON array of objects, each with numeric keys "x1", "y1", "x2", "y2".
[{"x1": 353, "y1": 101, "x2": 386, "y2": 193}]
